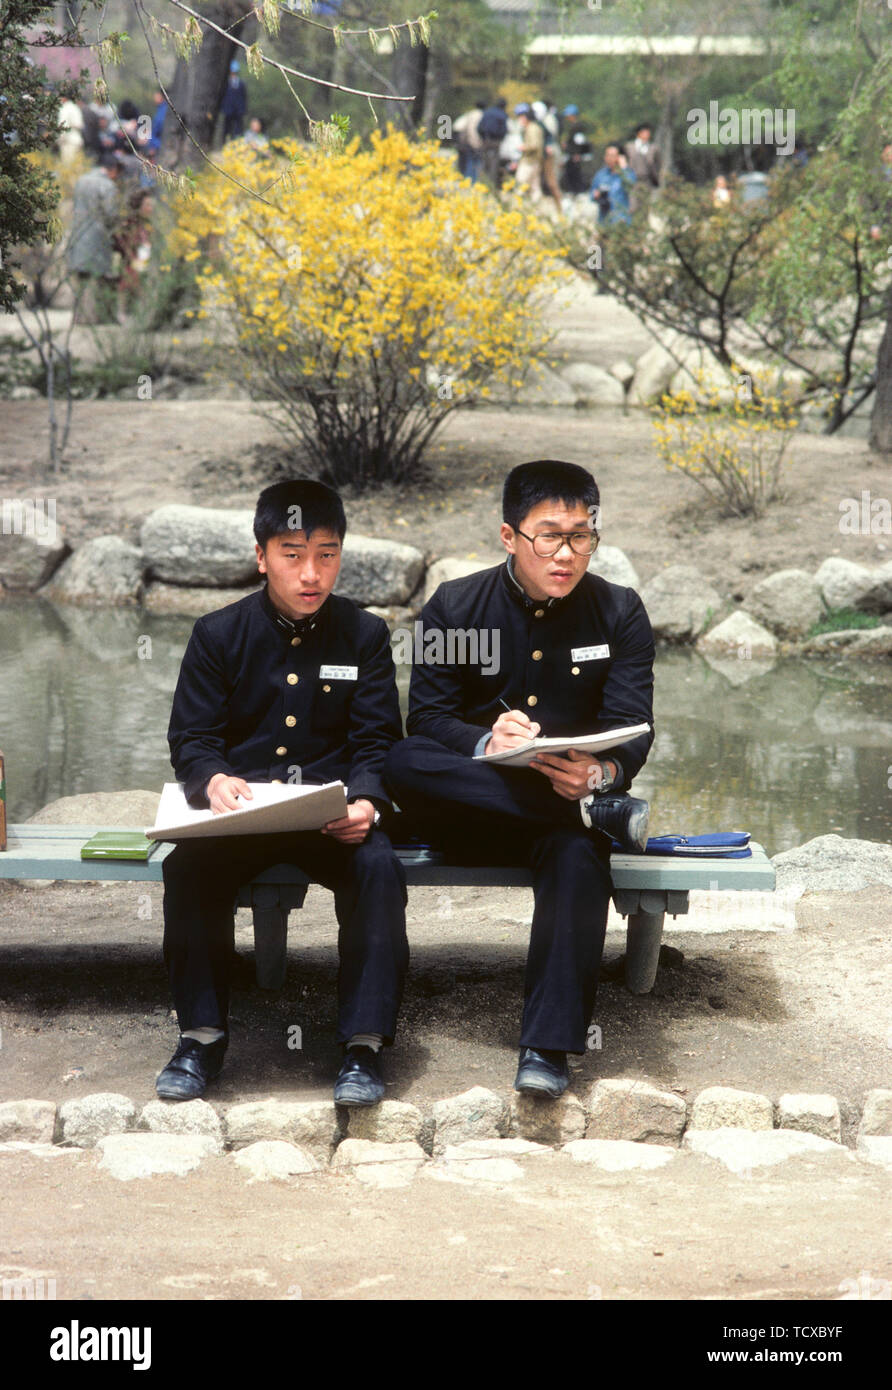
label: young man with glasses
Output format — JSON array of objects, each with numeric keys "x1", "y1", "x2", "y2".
[{"x1": 385, "y1": 460, "x2": 655, "y2": 1099}]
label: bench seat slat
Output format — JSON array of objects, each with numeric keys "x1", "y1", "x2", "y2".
[{"x1": 1, "y1": 826, "x2": 775, "y2": 892}]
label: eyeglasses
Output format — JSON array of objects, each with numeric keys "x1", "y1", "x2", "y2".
[{"x1": 515, "y1": 528, "x2": 599, "y2": 558}]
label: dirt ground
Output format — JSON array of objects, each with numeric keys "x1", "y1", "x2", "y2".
[
  {"x1": 1, "y1": 877, "x2": 888, "y2": 1120},
  {"x1": 1, "y1": 285, "x2": 888, "y2": 601},
  {"x1": 0, "y1": 877, "x2": 890, "y2": 1305}
]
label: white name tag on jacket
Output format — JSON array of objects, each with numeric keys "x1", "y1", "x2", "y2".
[
  {"x1": 572, "y1": 644, "x2": 610, "y2": 662},
  {"x1": 319, "y1": 664, "x2": 358, "y2": 680}
]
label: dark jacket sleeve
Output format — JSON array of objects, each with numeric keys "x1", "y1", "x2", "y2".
[
  {"x1": 405, "y1": 586, "x2": 492, "y2": 756},
  {"x1": 167, "y1": 618, "x2": 235, "y2": 805},
  {"x1": 344, "y1": 616, "x2": 403, "y2": 807},
  {"x1": 596, "y1": 588, "x2": 655, "y2": 786}
]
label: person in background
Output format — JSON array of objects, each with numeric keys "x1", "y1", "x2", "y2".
[
  {"x1": 532, "y1": 98, "x2": 563, "y2": 211},
  {"x1": 513, "y1": 103, "x2": 544, "y2": 203},
  {"x1": 454, "y1": 100, "x2": 485, "y2": 183},
  {"x1": 244, "y1": 115, "x2": 270, "y2": 153},
  {"x1": 139, "y1": 139, "x2": 161, "y2": 190},
  {"x1": 624, "y1": 121, "x2": 660, "y2": 213},
  {"x1": 57, "y1": 95, "x2": 84, "y2": 164},
  {"x1": 478, "y1": 96, "x2": 508, "y2": 189},
  {"x1": 560, "y1": 105, "x2": 592, "y2": 195},
  {"x1": 590, "y1": 143, "x2": 637, "y2": 224},
  {"x1": 712, "y1": 174, "x2": 732, "y2": 209},
  {"x1": 221, "y1": 60, "x2": 248, "y2": 143},
  {"x1": 114, "y1": 99, "x2": 142, "y2": 155},
  {"x1": 67, "y1": 152, "x2": 123, "y2": 324},
  {"x1": 151, "y1": 90, "x2": 168, "y2": 144},
  {"x1": 114, "y1": 190, "x2": 154, "y2": 320}
]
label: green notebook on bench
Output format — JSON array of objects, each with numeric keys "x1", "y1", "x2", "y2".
[{"x1": 80, "y1": 831, "x2": 159, "y2": 861}]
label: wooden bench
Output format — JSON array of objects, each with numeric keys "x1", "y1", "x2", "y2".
[{"x1": 0, "y1": 824, "x2": 776, "y2": 995}]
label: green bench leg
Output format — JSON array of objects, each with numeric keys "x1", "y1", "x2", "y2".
[
  {"x1": 624, "y1": 910, "x2": 665, "y2": 994},
  {"x1": 253, "y1": 907, "x2": 288, "y2": 990}
]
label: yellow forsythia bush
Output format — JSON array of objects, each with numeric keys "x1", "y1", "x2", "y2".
[{"x1": 173, "y1": 128, "x2": 569, "y2": 486}]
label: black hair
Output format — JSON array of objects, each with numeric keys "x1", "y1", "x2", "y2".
[
  {"x1": 253, "y1": 479, "x2": 346, "y2": 548},
  {"x1": 118, "y1": 99, "x2": 139, "y2": 121},
  {"x1": 496, "y1": 97, "x2": 507, "y2": 108},
  {"x1": 634, "y1": 121, "x2": 652, "y2": 134},
  {"x1": 502, "y1": 460, "x2": 599, "y2": 532},
  {"x1": 98, "y1": 151, "x2": 121, "y2": 171}
]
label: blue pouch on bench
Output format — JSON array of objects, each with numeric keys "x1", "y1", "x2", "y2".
[{"x1": 613, "y1": 831, "x2": 752, "y2": 857}]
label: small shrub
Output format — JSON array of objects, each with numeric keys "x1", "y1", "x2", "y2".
[{"x1": 653, "y1": 367, "x2": 800, "y2": 519}]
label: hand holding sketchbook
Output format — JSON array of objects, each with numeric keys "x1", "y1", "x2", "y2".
[
  {"x1": 475, "y1": 722, "x2": 651, "y2": 769},
  {"x1": 146, "y1": 780, "x2": 348, "y2": 841}
]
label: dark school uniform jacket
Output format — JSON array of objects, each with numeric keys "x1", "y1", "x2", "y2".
[
  {"x1": 168, "y1": 584, "x2": 401, "y2": 809},
  {"x1": 406, "y1": 560, "x2": 655, "y2": 789}
]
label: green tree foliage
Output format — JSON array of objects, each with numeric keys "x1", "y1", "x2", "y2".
[{"x1": 0, "y1": 0, "x2": 86, "y2": 310}]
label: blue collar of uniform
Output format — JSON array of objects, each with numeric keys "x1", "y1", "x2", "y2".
[{"x1": 502, "y1": 555, "x2": 562, "y2": 612}]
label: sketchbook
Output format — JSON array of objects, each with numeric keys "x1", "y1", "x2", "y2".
[
  {"x1": 475, "y1": 722, "x2": 651, "y2": 768},
  {"x1": 146, "y1": 780, "x2": 348, "y2": 841}
]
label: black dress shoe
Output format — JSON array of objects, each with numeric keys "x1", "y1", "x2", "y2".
[
  {"x1": 333, "y1": 1045, "x2": 385, "y2": 1107},
  {"x1": 580, "y1": 792, "x2": 649, "y2": 853},
  {"x1": 155, "y1": 1035, "x2": 227, "y2": 1101},
  {"x1": 514, "y1": 1047, "x2": 570, "y2": 1098}
]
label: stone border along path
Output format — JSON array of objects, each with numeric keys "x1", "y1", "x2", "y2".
[{"x1": 0, "y1": 1085, "x2": 890, "y2": 1184}]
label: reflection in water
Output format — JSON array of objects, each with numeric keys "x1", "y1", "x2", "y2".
[{"x1": 2, "y1": 598, "x2": 890, "y2": 855}]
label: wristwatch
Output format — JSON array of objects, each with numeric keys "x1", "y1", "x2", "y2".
[
  {"x1": 350, "y1": 797, "x2": 382, "y2": 827},
  {"x1": 596, "y1": 759, "x2": 619, "y2": 794}
]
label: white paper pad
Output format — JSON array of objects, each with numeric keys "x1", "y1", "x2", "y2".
[
  {"x1": 476, "y1": 722, "x2": 650, "y2": 768},
  {"x1": 146, "y1": 780, "x2": 348, "y2": 841}
]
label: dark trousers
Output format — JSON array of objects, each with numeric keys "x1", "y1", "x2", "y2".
[
  {"x1": 384, "y1": 736, "x2": 612, "y2": 1053},
  {"x1": 162, "y1": 828, "x2": 408, "y2": 1045}
]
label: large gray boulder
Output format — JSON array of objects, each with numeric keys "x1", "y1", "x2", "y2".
[
  {"x1": 814, "y1": 557, "x2": 874, "y2": 612},
  {"x1": 516, "y1": 363, "x2": 577, "y2": 407},
  {"x1": 627, "y1": 332, "x2": 689, "y2": 406},
  {"x1": 43, "y1": 536, "x2": 144, "y2": 606},
  {"x1": 588, "y1": 545, "x2": 640, "y2": 590},
  {"x1": 143, "y1": 583, "x2": 260, "y2": 616},
  {"x1": 801, "y1": 626, "x2": 892, "y2": 657},
  {"x1": 860, "y1": 559, "x2": 892, "y2": 614},
  {"x1": 773, "y1": 834, "x2": 892, "y2": 892},
  {"x1": 423, "y1": 557, "x2": 487, "y2": 604},
  {"x1": 560, "y1": 362, "x2": 625, "y2": 405},
  {"x1": 668, "y1": 346, "x2": 736, "y2": 406},
  {"x1": 639, "y1": 564, "x2": 722, "y2": 642},
  {"x1": 748, "y1": 568, "x2": 823, "y2": 638},
  {"x1": 696, "y1": 610, "x2": 777, "y2": 656},
  {"x1": 27, "y1": 789, "x2": 160, "y2": 826},
  {"x1": 140, "y1": 505, "x2": 257, "y2": 587},
  {"x1": 337, "y1": 534, "x2": 424, "y2": 607},
  {"x1": 0, "y1": 510, "x2": 69, "y2": 591}
]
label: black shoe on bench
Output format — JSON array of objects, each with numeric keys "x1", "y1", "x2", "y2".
[
  {"x1": 156, "y1": 1035, "x2": 227, "y2": 1101},
  {"x1": 580, "y1": 792, "x2": 649, "y2": 854}
]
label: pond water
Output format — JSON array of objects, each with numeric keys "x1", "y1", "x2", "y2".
[{"x1": 1, "y1": 597, "x2": 890, "y2": 856}]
